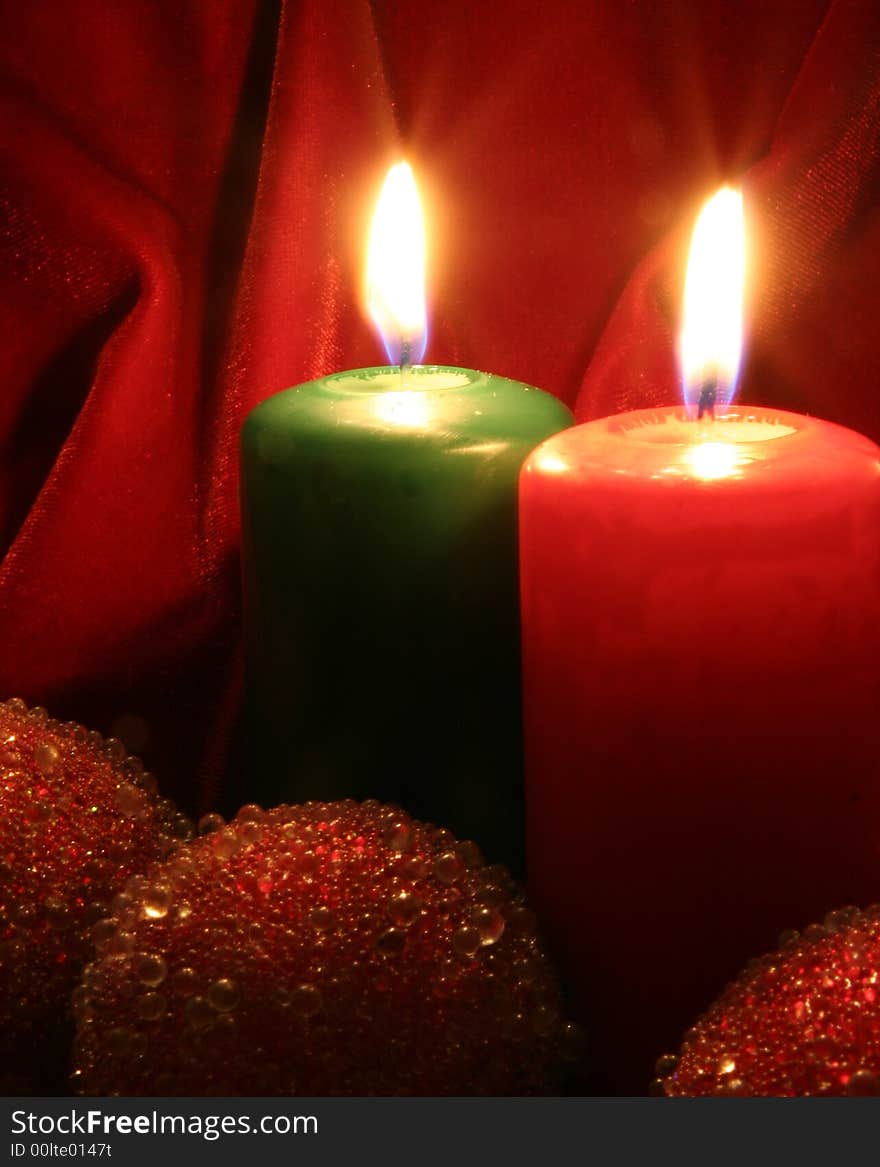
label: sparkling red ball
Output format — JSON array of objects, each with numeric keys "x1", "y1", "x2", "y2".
[
  {"x1": 71, "y1": 800, "x2": 580, "y2": 1095},
  {"x1": 0, "y1": 698, "x2": 189, "y2": 1093},
  {"x1": 659, "y1": 905, "x2": 880, "y2": 1096}
]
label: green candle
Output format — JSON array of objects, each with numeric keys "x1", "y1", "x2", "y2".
[{"x1": 240, "y1": 364, "x2": 572, "y2": 871}]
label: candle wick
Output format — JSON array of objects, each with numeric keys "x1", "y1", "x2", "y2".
[
  {"x1": 399, "y1": 338, "x2": 413, "y2": 388},
  {"x1": 697, "y1": 376, "x2": 718, "y2": 421}
]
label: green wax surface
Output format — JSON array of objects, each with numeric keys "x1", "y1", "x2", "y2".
[{"x1": 240, "y1": 365, "x2": 573, "y2": 873}]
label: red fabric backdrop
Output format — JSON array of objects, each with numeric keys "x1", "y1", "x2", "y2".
[{"x1": 1, "y1": 0, "x2": 878, "y2": 820}]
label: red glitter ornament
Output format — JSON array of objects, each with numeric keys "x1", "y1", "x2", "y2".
[
  {"x1": 0, "y1": 697, "x2": 190, "y2": 1094},
  {"x1": 71, "y1": 801, "x2": 582, "y2": 1095},
  {"x1": 658, "y1": 905, "x2": 880, "y2": 1096}
]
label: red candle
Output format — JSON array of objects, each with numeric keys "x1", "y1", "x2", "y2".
[{"x1": 520, "y1": 190, "x2": 880, "y2": 1092}]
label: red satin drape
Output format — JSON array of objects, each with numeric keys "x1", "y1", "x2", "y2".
[{"x1": 1, "y1": 0, "x2": 878, "y2": 821}]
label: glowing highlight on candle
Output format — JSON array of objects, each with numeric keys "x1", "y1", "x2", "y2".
[
  {"x1": 533, "y1": 451, "x2": 570, "y2": 475},
  {"x1": 687, "y1": 440, "x2": 744, "y2": 480},
  {"x1": 372, "y1": 390, "x2": 431, "y2": 428}
]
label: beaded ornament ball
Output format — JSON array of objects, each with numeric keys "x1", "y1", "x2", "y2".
[
  {"x1": 71, "y1": 800, "x2": 583, "y2": 1095},
  {"x1": 658, "y1": 905, "x2": 880, "y2": 1096},
  {"x1": 0, "y1": 697, "x2": 190, "y2": 1093}
]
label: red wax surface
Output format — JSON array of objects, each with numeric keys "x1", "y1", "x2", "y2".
[{"x1": 520, "y1": 406, "x2": 880, "y2": 1093}]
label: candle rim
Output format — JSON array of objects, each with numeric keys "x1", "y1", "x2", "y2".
[
  {"x1": 525, "y1": 404, "x2": 880, "y2": 488},
  {"x1": 609, "y1": 407, "x2": 798, "y2": 445},
  {"x1": 243, "y1": 365, "x2": 574, "y2": 448},
  {"x1": 324, "y1": 365, "x2": 481, "y2": 395}
]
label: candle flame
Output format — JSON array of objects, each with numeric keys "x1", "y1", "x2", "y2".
[
  {"x1": 680, "y1": 187, "x2": 745, "y2": 416},
  {"x1": 366, "y1": 161, "x2": 428, "y2": 367}
]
